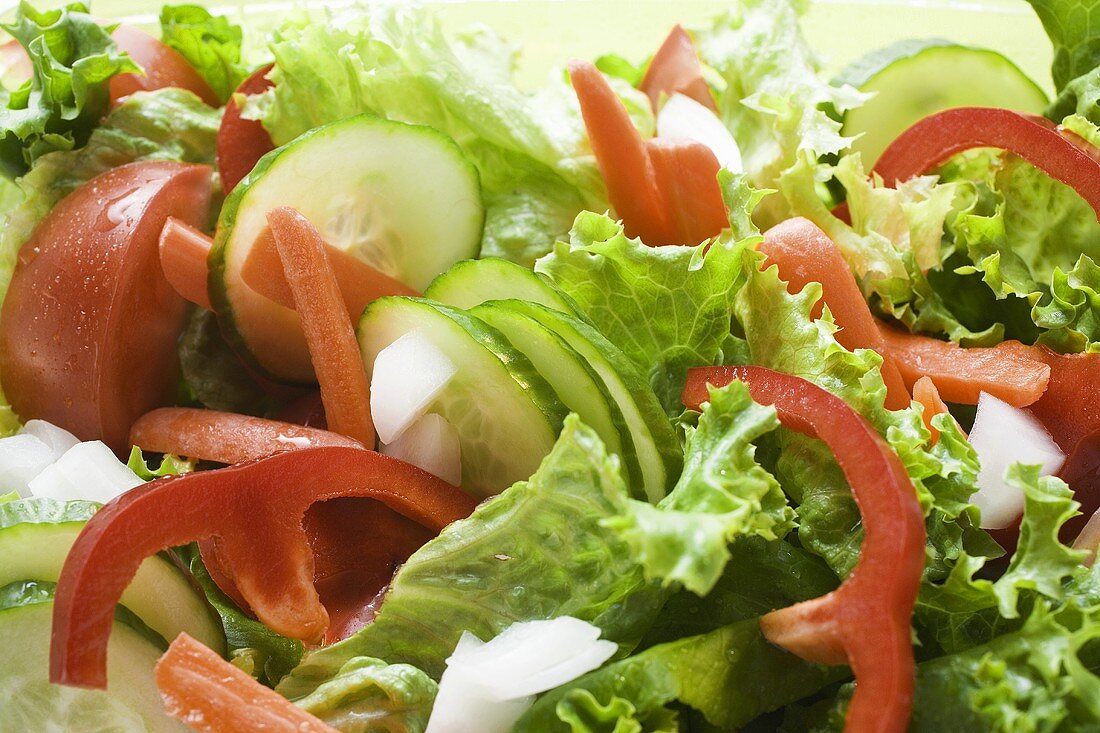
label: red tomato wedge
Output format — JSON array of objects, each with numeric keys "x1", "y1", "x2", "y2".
[
  {"x1": 1028, "y1": 348, "x2": 1100, "y2": 455},
  {"x1": 156, "y1": 632, "x2": 340, "y2": 733},
  {"x1": 912, "y1": 376, "x2": 958, "y2": 443},
  {"x1": 683, "y1": 366, "x2": 925, "y2": 733},
  {"x1": 646, "y1": 138, "x2": 728, "y2": 246},
  {"x1": 876, "y1": 322, "x2": 1050, "y2": 407},
  {"x1": 158, "y1": 217, "x2": 212, "y2": 310},
  {"x1": 217, "y1": 64, "x2": 276, "y2": 194},
  {"x1": 109, "y1": 26, "x2": 219, "y2": 107},
  {"x1": 0, "y1": 161, "x2": 212, "y2": 452},
  {"x1": 267, "y1": 207, "x2": 376, "y2": 447},
  {"x1": 638, "y1": 24, "x2": 717, "y2": 113},
  {"x1": 130, "y1": 407, "x2": 363, "y2": 465},
  {"x1": 758, "y1": 218, "x2": 911, "y2": 410},
  {"x1": 51, "y1": 446, "x2": 478, "y2": 688}
]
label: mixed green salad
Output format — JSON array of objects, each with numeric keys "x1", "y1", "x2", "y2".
[{"x1": 0, "y1": 0, "x2": 1099, "y2": 731}]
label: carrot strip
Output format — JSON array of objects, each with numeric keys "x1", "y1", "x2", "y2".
[
  {"x1": 158, "y1": 217, "x2": 212, "y2": 310},
  {"x1": 646, "y1": 138, "x2": 728, "y2": 245},
  {"x1": 130, "y1": 407, "x2": 363, "y2": 465},
  {"x1": 242, "y1": 226, "x2": 418, "y2": 320},
  {"x1": 876, "y1": 323, "x2": 1050, "y2": 407},
  {"x1": 156, "y1": 633, "x2": 339, "y2": 733},
  {"x1": 912, "y1": 376, "x2": 961, "y2": 444},
  {"x1": 268, "y1": 207, "x2": 376, "y2": 447},
  {"x1": 759, "y1": 218, "x2": 911, "y2": 410},
  {"x1": 639, "y1": 24, "x2": 717, "y2": 113}
]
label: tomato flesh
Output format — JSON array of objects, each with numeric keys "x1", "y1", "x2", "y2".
[{"x1": 110, "y1": 26, "x2": 219, "y2": 107}]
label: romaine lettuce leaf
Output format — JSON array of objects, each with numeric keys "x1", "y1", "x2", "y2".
[
  {"x1": 177, "y1": 309, "x2": 275, "y2": 415},
  {"x1": 159, "y1": 4, "x2": 247, "y2": 103},
  {"x1": 294, "y1": 656, "x2": 437, "y2": 733}
]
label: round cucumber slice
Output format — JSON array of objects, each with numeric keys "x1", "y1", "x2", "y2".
[
  {"x1": 211, "y1": 115, "x2": 484, "y2": 382},
  {"x1": 836, "y1": 39, "x2": 1048, "y2": 166},
  {"x1": 359, "y1": 297, "x2": 566, "y2": 499},
  {"x1": 426, "y1": 258, "x2": 580, "y2": 315}
]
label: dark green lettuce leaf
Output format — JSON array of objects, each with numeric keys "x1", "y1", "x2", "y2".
[
  {"x1": 159, "y1": 4, "x2": 247, "y2": 103},
  {"x1": 177, "y1": 309, "x2": 275, "y2": 415}
]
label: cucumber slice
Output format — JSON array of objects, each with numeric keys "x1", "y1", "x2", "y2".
[
  {"x1": 359, "y1": 297, "x2": 567, "y2": 498},
  {"x1": 425, "y1": 258, "x2": 580, "y2": 315},
  {"x1": 211, "y1": 116, "x2": 484, "y2": 382},
  {"x1": 493, "y1": 301, "x2": 679, "y2": 502},
  {"x1": 469, "y1": 300, "x2": 638, "y2": 486},
  {"x1": 0, "y1": 498, "x2": 225, "y2": 655},
  {"x1": 836, "y1": 39, "x2": 1048, "y2": 166},
  {"x1": 0, "y1": 581, "x2": 187, "y2": 733}
]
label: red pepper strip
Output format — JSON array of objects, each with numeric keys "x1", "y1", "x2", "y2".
[
  {"x1": 267, "y1": 207, "x2": 376, "y2": 447},
  {"x1": 217, "y1": 64, "x2": 276, "y2": 195},
  {"x1": 646, "y1": 138, "x2": 729, "y2": 245},
  {"x1": 157, "y1": 632, "x2": 340, "y2": 733},
  {"x1": 683, "y1": 366, "x2": 925, "y2": 733},
  {"x1": 758, "y1": 218, "x2": 911, "y2": 411},
  {"x1": 158, "y1": 217, "x2": 212, "y2": 310},
  {"x1": 876, "y1": 322, "x2": 1050, "y2": 407},
  {"x1": 912, "y1": 376, "x2": 960, "y2": 444},
  {"x1": 51, "y1": 446, "x2": 478, "y2": 688},
  {"x1": 638, "y1": 24, "x2": 717, "y2": 113},
  {"x1": 569, "y1": 61, "x2": 675, "y2": 244},
  {"x1": 1028, "y1": 348, "x2": 1100, "y2": 454},
  {"x1": 873, "y1": 107, "x2": 1100, "y2": 221},
  {"x1": 129, "y1": 407, "x2": 363, "y2": 465}
]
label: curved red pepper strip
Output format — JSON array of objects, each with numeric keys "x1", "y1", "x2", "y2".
[
  {"x1": 683, "y1": 366, "x2": 925, "y2": 733},
  {"x1": 639, "y1": 24, "x2": 717, "y2": 113},
  {"x1": 1028, "y1": 347, "x2": 1100, "y2": 455},
  {"x1": 51, "y1": 447, "x2": 479, "y2": 689}
]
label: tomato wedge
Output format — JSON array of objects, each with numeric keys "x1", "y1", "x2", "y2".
[
  {"x1": 157, "y1": 632, "x2": 340, "y2": 733},
  {"x1": 646, "y1": 138, "x2": 728, "y2": 246},
  {"x1": 51, "y1": 446, "x2": 478, "y2": 689},
  {"x1": 217, "y1": 64, "x2": 276, "y2": 194},
  {"x1": 109, "y1": 26, "x2": 219, "y2": 107},
  {"x1": 683, "y1": 366, "x2": 925, "y2": 733},
  {"x1": 0, "y1": 161, "x2": 212, "y2": 452},
  {"x1": 639, "y1": 24, "x2": 716, "y2": 113},
  {"x1": 759, "y1": 218, "x2": 910, "y2": 410}
]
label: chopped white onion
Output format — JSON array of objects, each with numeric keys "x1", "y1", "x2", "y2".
[
  {"x1": 0, "y1": 433, "x2": 56, "y2": 497},
  {"x1": 425, "y1": 617, "x2": 617, "y2": 733},
  {"x1": 381, "y1": 413, "x2": 461, "y2": 485},
  {"x1": 21, "y1": 419, "x2": 79, "y2": 461},
  {"x1": 969, "y1": 392, "x2": 1065, "y2": 529},
  {"x1": 656, "y1": 92, "x2": 743, "y2": 173},
  {"x1": 370, "y1": 331, "x2": 457, "y2": 445},
  {"x1": 28, "y1": 441, "x2": 143, "y2": 504}
]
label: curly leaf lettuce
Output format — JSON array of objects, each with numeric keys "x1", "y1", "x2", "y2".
[
  {"x1": 294, "y1": 656, "x2": 437, "y2": 733},
  {"x1": 159, "y1": 4, "x2": 247, "y2": 103}
]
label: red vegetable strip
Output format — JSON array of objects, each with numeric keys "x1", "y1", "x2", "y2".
[
  {"x1": 912, "y1": 376, "x2": 959, "y2": 444},
  {"x1": 683, "y1": 366, "x2": 925, "y2": 733},
  {"x1": 267, "y1": 207, "x2": 376, "y2": 448},
  {"x1": 1028, "y1": 348, "x2": 1100, "y2": 454},
  {"x1": 639, "y1": 24, "x2": 717, "y2": 113},
  {"x1": 158, "y1": 217, "x2": 212, "y2": 310},
  {"x1": 1073, "y1": 507, "x2": 1100, "y2": 568},
  {"x1": 130, "y1": 407, "x2": 363, "y2": 465},
  {"x1": 217, "y1": 64, "x2": 276, "y2": 194},
  {"x1": 156, "y1": 632, "x2": 340, "y2": 733},
  {"x1": 873, "y1": 107, "x2": 1100, "y2": 220},
  {"x1": 876, "y1": 322, "x2": 1050, "y2": 407},
  {"x1": 109, "y1": 26, "x2": 220, "y2": 107},
  {"x1": 51, "y1": 447, "x2": 478, "y2": 688},
  {"x1": 758, "y1": 218, "x2": 910, "y2": 411},
  {"x1": 645, "y1": 138, "x2": 728, "y2": 245}
]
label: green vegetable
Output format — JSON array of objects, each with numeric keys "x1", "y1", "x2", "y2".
[
  {"x1": 126, "y1": 447, "x2": 193, "y2": 480},
  {"x1": 177, "y1": 308, "x2": 275, "y2": 415},
  {"x1": 294, "y1": 656, "x2": 437, "y2": 733},
  {"x1": 1025, "y1": 0, "x2": 1100, "y2": 92},
  {"x1": 425, "y1": 257, "x2": 580, "y2": 315},
  {"x1": 159, "y1": 4, "x2": 246, "y2": 103}
]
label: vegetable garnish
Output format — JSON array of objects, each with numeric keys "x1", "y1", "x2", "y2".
[
  {"x1": 1028, "y1": 348, "x2": 1100, "y2": 455},
  {"x1": 912, "y1": 376, "x2": 957, "y2": 443},
  {"x1": 50, "y1": 446, "x2": 478, "y2": 688},
  {"x1": 156, "y1": 632, "x2": 340, "y2": 733},
  {"x1": 158, "y1": 217, "x2": 212, "y2": 309},
  {"x1": 216, "y1": 63, "x2": 275, "y2": 194},
  {"x1": 267, "y1": 207, "x2": 376, "y2": 447},
  {"x1": 109, "y1": 25, "x2": 220, "y2": 107},
  {"x1": 646, "y1": 137, "x2": 729, "y2": 246},
  {"x1": 130, "y1": 407, "x2": 363, "y2": 465},
  {"x1": 683, "y1": 366, "x2": 925, "y2": 733},
  {"x1": 639, "y1": 24, "x2": 717, "y2": 113}
]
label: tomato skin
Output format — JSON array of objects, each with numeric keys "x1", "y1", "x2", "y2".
[
  {"x1": 639, "y1": 25, "x2": 716, "y2": 113},
  {"x1": 0, "y1": 161, "x2": 212, "y2": 452},
  {"x1": 109, "y1": 25, "x2": 219, "y2": 107},
  {"x1": 217, "y1": 64, "x2": 275, "y2": 193}
]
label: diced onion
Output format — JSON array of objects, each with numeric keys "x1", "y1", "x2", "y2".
[
  {"x1": 28, "y1": 441, "x2": 143, "y2": 503},
  {"x1": 656, "y1": 92, "x2": 743, "y2": 173},
  {"x1": 381, "y1": 413, "x2": 461, "y2": 485},
  {"x1": 21, "y1": 419, "x2": 79, "y2": 461},
  {"x1": 370, "y1": 331, "x2": 457, "y2": 445},
  {"x1": 969, "y1": 392, "x2": 1065, "y2": 529},
  {"x1": 0, "y1": 433, "x2": 55, "y2": 497}
]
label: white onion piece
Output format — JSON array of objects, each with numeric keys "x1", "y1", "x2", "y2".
[
  {"x1": 28, "y1": 441, "x2": 143, "y2": 503},
  {"x1": 21, "y1": 419, "x2": 79, "y2": 460},
  {"x1": 371, "y1": 331, "x2": 457, "y2": 444},
  {"x1": 656, "y1": 92, "x2": 743, "y2": 173},
  {"x1": 970, "y1": 392, "x2": 1065, "y2": 529},
  {"x1": 426, "y1": 633, "x2": 534, "y2": 733},
  {"x1": 1073, "y1": 508, "x2": 1100, "y2": 567},
  {"x1": 381, "y1": 413, "x2": 461, "y2": 485},
  {"x1": 0, "y1": 433, "x2": 55, "y2": 497}
]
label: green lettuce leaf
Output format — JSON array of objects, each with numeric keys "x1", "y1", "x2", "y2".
[
  {"x1": 177, "y1": 309, "x2": 275, "y2": 415},
  {"x1": 0, "y1": 2, "x2": 139, "y2": 177},
  {"x1": 1025, "y1": 0, "x2": 1100, "y2": 92},
  {"x1": 554, "y1": 691, "x2": 679, "y2": 733},
  {"x1": 126, "y1": 447, "x2": 193, "y2": 480},
  {"x1": 159, "y1": 4, "x2": 247, "y2": 103},
  {"x1": 294, "y1": 656, "x2": 437, "y2": 733}
]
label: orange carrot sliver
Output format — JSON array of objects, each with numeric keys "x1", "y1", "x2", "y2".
[
  {"x1": 639, "y1": 24, "x2": 717, "y2": 113},
  {"x1": 646, "y1": 137, "x2": 728, "y2": 245},
  {"x1": 912, "y1": 375, "x2": 961, "y2": 444},
  {"x1": 158, "y1": 217, "x2": 212, "y2": 310},
  {"x1": 156, "y1": 633, "x2": 339, "y2": 733},
  {"x1": 268, "y1": 207, "x2": 376, "y2": 447}
]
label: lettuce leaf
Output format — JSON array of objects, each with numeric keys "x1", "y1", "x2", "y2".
[
  {"x1": 1025, "y1": 0, "x2": 1100, "y2": 92},
  {"x1": 177, "y1": 309, "x2": 275, "y2": 415},
  {"x1": 294, "y1": 656, "x2": 437, "y2": 733},
  {"x1": 159, "y1": 4, "x2": 247, "y2": 103}
]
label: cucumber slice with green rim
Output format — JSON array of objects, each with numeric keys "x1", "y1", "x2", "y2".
[
  {"x1": 0, "y1": 581, "x2": 187, "y2": 733},
  {"x1": 211, "y1": 115, "x2": 484, "y2": 382},
  {"x1": 425, "y1": 257, "x2": 580, "y2": 315},
  {"x1": 0, "y1": 497, "x2": 225, "y2": 655},
  {"x1": 469, "y1": 300, "x2": 639, "y2": 485},
  {"x1": 836, "y1": 39, "x2": 1048, "y2": 166},
  {"x1": 358, "y1": 297, "x2": 567, "y2": 498},
  {"x1": 494, "y1": 300, "x2": 680, "y2": 503}
]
